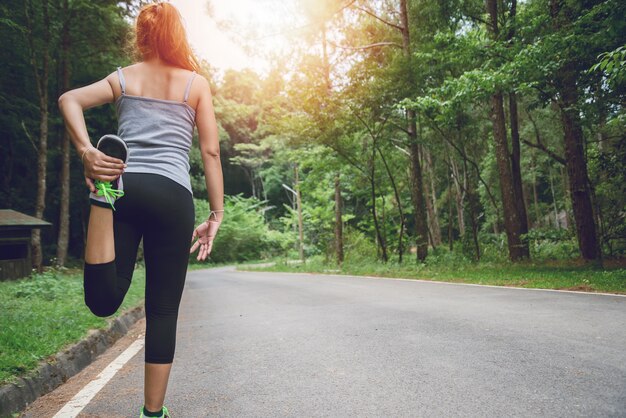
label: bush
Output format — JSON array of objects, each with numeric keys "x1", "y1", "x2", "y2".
[
  {"x1": 341, "y1": 226, "x2": 377, "y2": 263},
  {"x1": 12, "y1": 270, "x2": 66, "y2": 301},
  {"x1": 523, "y1": 228, "x2": 579, "y2": 260},
  {"x1": 191, "y1": 194, "x2": 292, "y2": 263},
  {"x1": 476, "y1": 232, "x2": 509, "y2": 263},
  {"x1": 426, "y1": 245, "x2": 472, "y2": 268}
]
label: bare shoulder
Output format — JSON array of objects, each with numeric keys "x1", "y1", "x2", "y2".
[
  {"x1": 192, "y1": 73, "x2": 212, "y2": 95},
  {"x1": 104, "y1": 64, "x2": 136, "y2": 98},
  {"x1": 188, "y1": 73, "x2": 213, "y2": 111},
  {"x1": 120, "y1": 62, "x2": 143, "y2": 72},
  {"x1": 104, "y1": 69, "x2": 121, "y2": 97},
  {"x1": 115, "y1": 62, "x2": 147, "y2": 81}
]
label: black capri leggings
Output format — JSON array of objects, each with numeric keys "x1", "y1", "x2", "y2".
[{"x1": 83, "y1": 172, "x2": 195, "y2": 364}]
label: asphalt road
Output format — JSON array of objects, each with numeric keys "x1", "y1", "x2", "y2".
[{"x1": 46, "y1": 267, "x2": 626, "y2": 417}]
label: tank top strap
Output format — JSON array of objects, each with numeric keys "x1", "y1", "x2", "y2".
[
  {"x1": 116, "y1": 66, "x2": 126, "y2": 95},
  {"x1": 183, "y1": 71, "x2": 197, "y2": 103}
]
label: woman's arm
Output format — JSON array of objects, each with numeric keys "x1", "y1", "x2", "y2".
[
  {"x1": 195, "y1": 75, "x2": 224, "y2": 219},
  {"x1": 58, "y1": 73, "x2": 126, "y2": 192},
  {"x1": 190, "y1": 75, "x2": 224, "y2": 261}
]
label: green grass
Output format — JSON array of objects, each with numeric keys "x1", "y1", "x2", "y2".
[
  {"x1": 0, "y1": 266, "x2": 145, "y2": 385},
  {"x1": 239, "y1": 255, "x2": 626, "y2": 294},
  {"x1": 187, "y1": 257, "x2": 280, "y2": 271}
]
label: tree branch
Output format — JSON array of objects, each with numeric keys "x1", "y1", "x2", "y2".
[
  {"x1": 394, "y1": 144, "x2": 411, "y2": 156},
  {"x1": 381, "y1": 116, "x2": 411, "y2": 135},
  {"x1": 425, "y1": 116, "x2": 500, "y2": 212},
  {"x1": 338, "y1": 0, "x2": 359, "y2": 13},
  {"x1": 521, "y1": 139, "x2": 566, "y2": 165},
  {"x1": 21, "y1": 120, "x2": 38, "y2": 152},
  {"x1": 329, "y1": 40, "x2": 402, "y2": 51},
  {"x1": 524, "y1": 108, "x2": 566, "y2": 165},
  {"x1": 354, "y1": 5, "x2": 404, "y2": 31},
  {"x1": 464, "y1": 13, "x2": 490, "y2": 27},
  {"x1": 326, "y1": 142, "x2": 369, "y2": 177}
]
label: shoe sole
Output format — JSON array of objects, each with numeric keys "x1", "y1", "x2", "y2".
[{"x1": 97, "y1": 134, "x2": 129, "y2": 163}]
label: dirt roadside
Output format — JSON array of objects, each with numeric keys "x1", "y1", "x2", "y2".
[{"x1": 19, "y1": 318, "x2": 145, "y2": 418}]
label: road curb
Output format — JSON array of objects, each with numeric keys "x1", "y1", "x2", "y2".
[{"x1": 0, "y1": 305, "x2": 145, "y2": 418}]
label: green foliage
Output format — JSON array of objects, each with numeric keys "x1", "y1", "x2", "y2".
[
  {"x1": 590, "y1": 45, "x2": 626, "y2": 86},
  {"x1": 11, "y1": 270, "x2": 67, "y2": 300},
  {"x1": 426, "y1": 246, "x2": 473, "y2": 269},
  {"x1": 523, "y1": 228, "x2": 580, "y2": 260},
  {"x1": 191, "y1": 194, "x2": 291, "y2": 263},
  {"x1": 342, "y1": 226, "x2": 377, "y2": 263},
  {"x1": 2, "y1": 0, "x2": 625, "y2": 273}
]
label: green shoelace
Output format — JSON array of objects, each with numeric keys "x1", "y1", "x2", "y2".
[{"x1": 94, "y1": 180, "x2": 125, "y2": 210}]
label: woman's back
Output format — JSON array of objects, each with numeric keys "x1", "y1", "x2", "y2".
[
  {"x1": 113, "y1": 62, "x2": 199, "y2": 106},
  {"x1": 115, "y1": 61, "x2": 197, "y2": 195}
]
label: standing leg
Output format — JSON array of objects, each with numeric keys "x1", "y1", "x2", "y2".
[
  {"x1": 144, "y1": 364, "x2": 172, "y2": 413},
  {"x1": 139, "y1": 174, "x2": 195, "y2": 413}
]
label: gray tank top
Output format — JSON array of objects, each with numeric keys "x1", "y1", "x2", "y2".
[{"x1": 115, "y1": 66, "x2": 196, "y2": 195}]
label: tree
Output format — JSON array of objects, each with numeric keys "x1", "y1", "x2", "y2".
[
  {"x1": 485, "y1": 0, "x2": 529, "y2": 260},
  {"x1": 24, "y1": 0, "x2": 51, "y2": 271},
  {"x1": 548, "y1": 0, "x2": 601, "y2": 261}
]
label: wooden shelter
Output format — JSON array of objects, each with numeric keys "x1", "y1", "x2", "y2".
[{"x1": 0, "y1": 209, "x2": 51, "y2": 281}]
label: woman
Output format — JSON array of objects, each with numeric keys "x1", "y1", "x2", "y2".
[{"x1": 58, "y1": 3, "x2": 223, "y2": 417}]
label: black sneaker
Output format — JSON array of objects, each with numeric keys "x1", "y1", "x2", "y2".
[{"x1": 89, "y1": 134, "x2": 129, "y2": 210}]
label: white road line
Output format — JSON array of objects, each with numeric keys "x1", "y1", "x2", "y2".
[{"x1": 53, "y1": 337, "x2": 144, "y2": 418}]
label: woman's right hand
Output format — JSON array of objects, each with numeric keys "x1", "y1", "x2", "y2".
[
  {"x1": 190, "y1": 219, "x2": 222, "y2": 261},
  {"x1": 82, "y1": 148, "x2": 126, "y2": 193}
]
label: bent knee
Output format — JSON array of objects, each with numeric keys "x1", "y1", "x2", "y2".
[{"x1": 85, "y1": 298, "x2": 119, "y2": 317}]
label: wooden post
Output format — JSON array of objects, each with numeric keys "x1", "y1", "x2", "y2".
[{"x1": 294, "y1": 163, "x2": 305, "y2": 263}]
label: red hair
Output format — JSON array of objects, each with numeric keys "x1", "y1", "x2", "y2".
[{"x1": 135, "y1": 2, "x2": 200, "y2": 72}]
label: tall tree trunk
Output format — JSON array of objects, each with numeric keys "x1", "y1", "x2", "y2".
[
  {"x1": 507, "y1": 0, "x2": 529, "y2": 246},
  {"x1": 461, "y1": 155, "x2": 481, "y2": 260},
  {"x1": 550, "y1": 0, "x2": 600, "y2": 262},
  {"x1": 450, "y1": 157, "x2": 466, "y2": 237},
  {"x1": 377, "y1": 143, "x2": 405, "y2": 262},
  {"x1": 531, "y1": 151, "x2": 541, "y2": 227},
  {"x1": 447, "y1": 169, "x2": 454, "y2": 251},
  {"x1": 399, "y1": 0, "x2": 428, "y2": 261},
  {"x1": 557, "y1": 68, "x2": 600, "y2": 260},
  {"x1": 334, "y1": 173, "x2": 344, "y2": 265},
  {"x1": 57, "y1": 0, "x2": 71, "y2": 267},
  {"x1": 423, "y1": 169, "x2": 437, "y2": 249},
  {"x1": 422, "y1": 147, "x2": 441, "y2": 247},
  {"x1": 26, "y1": 0, "x2": 50, "y2": 272},
  {"x1": 509, "y1": 92, "x2": 530, "y2": 257},
  {"x1": 548, "y1": 165, "x2": 560, "y2": 228},
  {"x1": 409, "y1": 139, "x2": 428, "y2": 261},
  {"x1": 560, "y1": 166, "x2": 571, "y2": 229},
  {"x1": 370, "y1": 139, "x2": 388, "y2": 262},
  {"x1": 486, "y1": 0, "x2": 527, "y2": 261},
  {"x1": 258, "y1": 172, "x2": 267, "y2": 204},
  {"x1": 491, "y1": 93, "x2": 527, "y2": 260}
]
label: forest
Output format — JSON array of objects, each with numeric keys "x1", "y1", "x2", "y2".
[{"x1": 1, "y1": 0, "x2": 625, "y2": 272}]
